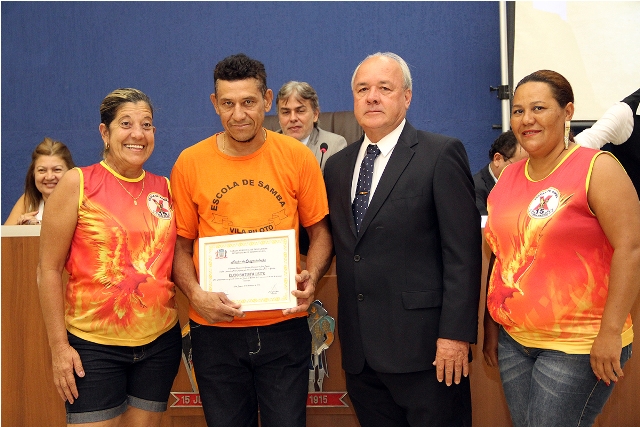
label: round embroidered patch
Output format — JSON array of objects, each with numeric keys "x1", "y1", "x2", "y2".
[
  {"x1": 147, "y1": 193, "x2": 172, "y2": 220},
  {"x1": 528, "y1": 187, "x2": 560, "y2": 219}
]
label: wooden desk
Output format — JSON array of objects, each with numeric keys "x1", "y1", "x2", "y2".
[
  {"x1": 2, "y1": 228, "x2": 639, "y2": 426},
  {"x1": 2, "y1": 226, "x2": 66, "y2": 425}
]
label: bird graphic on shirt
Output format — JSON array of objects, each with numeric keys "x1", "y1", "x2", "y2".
[
  {"x1": 532, "y1": 194, "x2": 553, "y2": 212},
  {"x1": 487, "y1": 193, "x2": 573, "y2": 326},
  {"x1": 79, "y1": 197, "x2": 171, "y2": 331}
]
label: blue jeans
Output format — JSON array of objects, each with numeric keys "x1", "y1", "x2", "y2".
[
  {"x1": 189, "y1": 317, "x2": 311, "y2": 427},
  {"x1": 498, "y1": 327, "x2": 632, "y2": 427}
]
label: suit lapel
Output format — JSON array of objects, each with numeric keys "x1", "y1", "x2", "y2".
[
  {"x1": 339, "y1": 139, "x2": 363, "y2": 237},
  {"x1": 482, "y1": 166, "x2": 495, "y2": 193},
  {"x1": 357, "y1": 123, "x2": 417, "y2": 238},
  {"x1": 307, "y1": 127, "x2": 319, "y2": 152}
]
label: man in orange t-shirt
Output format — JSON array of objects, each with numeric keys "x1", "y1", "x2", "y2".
[{"x1": 170, "y1": 53, "x2": 333, "y2": 427}]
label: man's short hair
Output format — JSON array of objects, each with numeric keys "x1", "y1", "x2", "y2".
[
  {"x1": 214, "y1": 53, "x2": 268, "y2": 96},
  {"x1": 351, "y1": 52, "x2": 413, "y2": 91},
  {"x1": 276, "y1": 81, "x2": 320, "y2": 127},
  {"x1": 489, "y1": 130, "x2": 518, "y2": 161},
  {"x1": 276, "y1": 81, "x2": 320, "y2": 112}
]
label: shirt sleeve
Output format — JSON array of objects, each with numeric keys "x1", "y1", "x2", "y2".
[
  {"x1": 170, "y1": 153, "x2": 199, "y2": 240},
  {"x1": 575, "y1": 102, "x2": 634, "y2": 149},
  {"x1": 297, "y1": 148, "x2": 329, "y2": 228}
]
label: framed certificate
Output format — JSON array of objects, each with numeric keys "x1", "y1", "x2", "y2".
[{"x1": 198, "y1": 229, "x2": 297, "y2": 311}]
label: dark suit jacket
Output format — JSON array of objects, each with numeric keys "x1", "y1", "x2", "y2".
[
  {"x1": 472, "y1": 163, "x2": 495, "y2": 216},
  {"x1": 607, "y1": 88, "x2": 640, "y2": 199},
  {"x1": 324, "y1": 121, "x2": 482, "y2": 375}
]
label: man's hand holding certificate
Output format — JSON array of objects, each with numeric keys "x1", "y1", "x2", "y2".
[{"x1": 284, "y1": 269, "x2": 317, "y2": 316}]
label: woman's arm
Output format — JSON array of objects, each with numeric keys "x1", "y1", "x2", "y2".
[
  {"x1": 173, "y1": 236, "x2": 244, "y2": 323},
  {"x1": 4, "y1": 194, "x2": 33, "y2": 225},
  {"x1": 36, "y1": 169, "x2": 83, "y2": 402},
  {"x1": 588, "y1": 153, "x2": 640, "y2": 385}
]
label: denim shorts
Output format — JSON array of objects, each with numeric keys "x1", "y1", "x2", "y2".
[{"x1": 65, "y1": 322, "x2": 182, "y2": 424}]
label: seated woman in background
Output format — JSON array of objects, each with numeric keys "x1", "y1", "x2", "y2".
[{"x1": 5, "y1": 137, "x2": 75, "y2": 225}]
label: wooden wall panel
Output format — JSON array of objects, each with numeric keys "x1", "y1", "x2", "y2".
[
  {"x1": 3, "y1": 231, "x2": 639, "y2": 426},
  {"x1": 1, "y1": 234, "x2": 66, "y2": 426},
  {"x1": 469, "y1": 239, "x2": 513, "y2": 427}
]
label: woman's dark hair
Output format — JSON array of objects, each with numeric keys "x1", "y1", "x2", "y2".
[
  {"x1": 514, "y1": 69, "x2": 574, "y2": 108},
  {"x1": 100, "y1": 88, "x2": 153, "y2": 127},
  {"x1": 100, "y1": 88, "x2": 153, "y2": 157},
  {"x1": 24, "y1": 137, "x2": 75, "y2": 211}
]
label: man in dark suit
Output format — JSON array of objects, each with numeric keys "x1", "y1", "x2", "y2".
[
  {"x1": 473, "y1": 130, "x2": 527, "y2": 217},
  {"x1": 324, "y1": 52, "x2": 481, "y2": 427}
]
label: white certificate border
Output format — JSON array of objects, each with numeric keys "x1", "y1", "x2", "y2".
[{"x1": 198, "y1": 229, "x2": 297, "y2": 311}]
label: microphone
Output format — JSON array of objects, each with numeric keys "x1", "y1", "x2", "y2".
[{"x1": 319, "y1": 143, "x2": 329, "y2": 169}]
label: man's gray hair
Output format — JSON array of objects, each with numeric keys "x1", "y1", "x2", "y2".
[
  {"x1": 276, "y1": 81, "x2": 320, "y2": 114},
  {"x1": 351, "y1": 52, "x2": 412, "y2": 91}
]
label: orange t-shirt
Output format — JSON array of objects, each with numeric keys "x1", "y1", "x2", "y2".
[
  {"x1": 485, "y1": 146, "x2": 633, "y2": 353},
  {"x1": 65, "y1": 162, "x2": 178, "y2": 345},
  {"x1": 171, "y1": 130, "x2": 329, "y2": 327}
]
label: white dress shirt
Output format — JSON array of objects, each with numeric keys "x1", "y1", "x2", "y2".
[{"x1": 351, "y1": 119, "x2": 406, "y2": 205}]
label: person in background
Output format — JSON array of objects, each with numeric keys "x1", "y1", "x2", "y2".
[
  {"x1": 473, "y1": 130, "x2": 528, "y2": 218},
  {"x1": 276, "y1": 81, "x2": 347, "y2": 172},
  {"x1": 324, "y1": 52, "x2": 481, "y2": 427},
  {"x1": 5, "y1": 137, "x2": 75, "y2": 225},
  {"x1": 276, "y1": 81, "x2": 347, "y2": 255},
  {"x1": 575, "y1": 88, "x2": 640, "y2": 199},
  {"x1": 484, "y1": 70, "x2": 640, "y2": 427},
  {"x1": 37, "y1": 88, "x2": 182, "y2": 426},
  {"x1": 170, "y1": 53, "x2": 333, "y2": 427}
]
